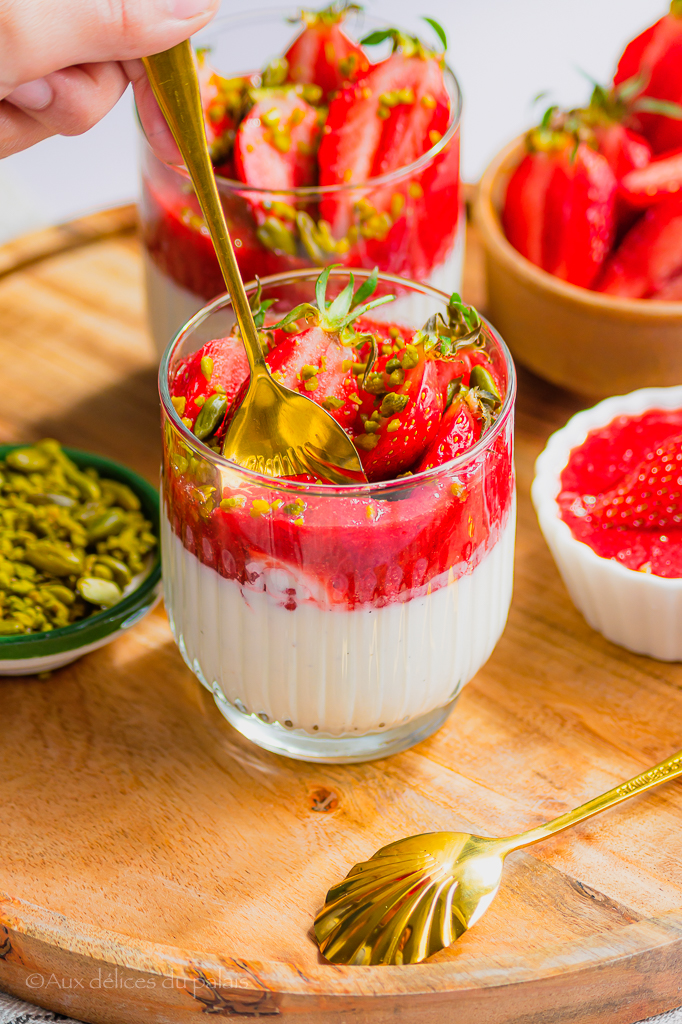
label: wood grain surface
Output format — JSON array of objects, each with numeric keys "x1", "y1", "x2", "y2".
[{"x1": 0, "y1": 205, "x2": 681, "y2": 1024}]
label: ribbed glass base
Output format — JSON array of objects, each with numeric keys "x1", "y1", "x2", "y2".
[{"x1": 210, "y1": 686, "x2": 459, "y2": 763}]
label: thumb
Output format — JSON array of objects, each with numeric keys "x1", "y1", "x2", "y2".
[{"x1": 0, "y1": 0, "x2": 219, "y2": 94}]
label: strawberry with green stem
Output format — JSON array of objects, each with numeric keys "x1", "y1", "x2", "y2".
[
  {"x1": 503, "y1": 106, "x2": 617, "y2": 287},
  {"x1": 265, "y1": 266, "x2": 395, "y2": 431},
  {"x1": 613, "y1": 1, "x2": 682, "y2": 154},
  {"x1": 415, "y1": 366, "x2": 502, "y2": 473}
]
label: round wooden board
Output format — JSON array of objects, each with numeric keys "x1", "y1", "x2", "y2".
[{"x1": 1, "y1": 203, "x2": 682, "y2": 1024}]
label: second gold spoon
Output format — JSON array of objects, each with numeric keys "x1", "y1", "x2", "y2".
[
  {"x1": 143, "y1": 42, "x2": 366, "y2": 485},
  {"x1": 315, "y1": 745, "x2": 682, "y2": 965}
]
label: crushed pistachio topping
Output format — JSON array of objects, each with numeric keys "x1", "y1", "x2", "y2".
[
  {"x1": 380, "y1": 392, "x2": 409, "y2": 417},
  {"x1": 0, "y1": 441, "x2": 156, "y2": 635},
  {"x1": 220, "y1": 494, "x2": 247, "y2": 510},
  {"x1": 322, "y1": 396, "x2": 345, "y2": 410},
  {"x1": 200, "y1": 355, "x2": 214, "y2": 382}
]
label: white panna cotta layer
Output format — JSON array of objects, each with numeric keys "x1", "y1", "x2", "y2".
[{"x1": 162, "y1": 503, "x2": 515, "y2": 737}]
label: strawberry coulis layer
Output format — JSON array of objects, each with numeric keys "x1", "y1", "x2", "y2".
[
  {"x1": 558, "y1": 409, "x2": 682, "y2": 577},
  {"x1": 141, "y1": 159, "x2": 461, "y2": 303}
]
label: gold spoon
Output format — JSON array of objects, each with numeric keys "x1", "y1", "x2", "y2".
[
  {"x1": 315, "y1": 746, "x2": 682, "y2": 965},
  {"x1": 143, "y1": 42, "x2": 366, "y2": 485}
]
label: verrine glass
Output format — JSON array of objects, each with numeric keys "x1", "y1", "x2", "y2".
[
  {"x1": 141, "y1": 8, "x2": 463, "y2": 352},
  {"x1": 159, "y1": 270, "x2": 516, "y2": 762}
]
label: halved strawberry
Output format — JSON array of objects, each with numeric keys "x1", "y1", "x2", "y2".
[
  {"x1": 592, "y1": 122, "x2": 652, "y2": 180},
  {"x1": 502, "y1": 149, "x2": 558, "y2": 267},
  {"x1": 196, "y1": 52, "x2": 249, "y2": 164},
  {"x1": 170, "y1": 282, "x2": 278, "y2": 436},
  {"x1": 266, "y1": 324, "x2": 361, "y2": 429},
  {"x1": 370, "y1": 55, "x2": 449, "y2": 177},
  {"x1": 620, "y1": 146, "x2": 682, "y2": 207},
  {"x1": 318, "y1": 29, "x2": 449, "y2": 237},
  {"x1": 355, "y1": 352, "x2": 443, "y2": 481},
  {"x1": 234, "y1": 93, "x2": 321, "y2": 189},
  {"x1": 596, "y1": 193, "x2": 682, "y2": 297},
  {"x1": 652, "y1": 270, "x2": 682, "y2": 298},
  {"x1": 284, "y1": 4, "x2": 369, "y2": 101},
  {"x1": 171, "y1": 336, "x2": 248, "y2": 435},
  {"x1": 542, "y1": 141, "x2": 617, "y2": 288},
  {"x1": 414, "y1": 390, "x2": 479, "y2": 472},
  {"x1": 589, "y1": 432, "x2": 682, "y2": 529},
  {"x1": 264, "y1": 266, "x2": 396, "y2": 435}
]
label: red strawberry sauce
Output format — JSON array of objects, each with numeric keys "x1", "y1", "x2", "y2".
[{"x1": 558, "y1": 409, "x2": 682, "y2": 577}]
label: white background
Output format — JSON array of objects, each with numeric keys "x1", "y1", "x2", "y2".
[{"x1": 0, "y1": 0, "x2": 665, "y2": 242}]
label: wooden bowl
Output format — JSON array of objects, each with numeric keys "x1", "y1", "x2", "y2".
[{"x1": 475, "y1": 137, "x2": 682, "y2": 399}]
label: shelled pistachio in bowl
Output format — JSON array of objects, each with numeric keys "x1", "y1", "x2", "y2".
[{"x1": 0, "y1": 440, "x2": 161, "y2": 675}]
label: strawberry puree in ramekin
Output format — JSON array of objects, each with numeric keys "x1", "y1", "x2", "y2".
[{"x1": 532, "y1": 386, "x2": 682, "y2": 661}]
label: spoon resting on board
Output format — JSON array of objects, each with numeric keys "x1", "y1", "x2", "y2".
[
  {"x1": 142, "y1": 41, "x2": 367, "y2": 485},
  {"x1": 315, "y1": 745, "x2": 682, "y2": 965}
]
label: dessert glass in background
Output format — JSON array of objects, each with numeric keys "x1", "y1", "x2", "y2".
[
  {"x1": 140, "y1": 8, "x2": 463, "y2": 354},
  {"x1": 533, "y1": 386, "x2": 682, "y2": 661},
  {"x1": 160, "y1": 270, "x2": 516, "y2": 763}
]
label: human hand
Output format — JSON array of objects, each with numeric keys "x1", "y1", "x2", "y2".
[{"x1": 0, "y1": 0, "x2": 218, "y2": 159}]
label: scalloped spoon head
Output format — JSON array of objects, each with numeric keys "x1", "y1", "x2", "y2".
[{"x1": 314, "y1": 831, "x2": 507, "y2": 965}]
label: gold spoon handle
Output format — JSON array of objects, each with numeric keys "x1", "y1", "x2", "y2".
[
  {"x1": 504, "y1": 747, "x2": 682, "y2": 853},
  {"x1": 142, "y1": 42, "x2": 266, "y2": 376}
]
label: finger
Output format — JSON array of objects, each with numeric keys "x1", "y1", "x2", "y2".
[
  {"x1": 0, "y1": 100, "x2": 51, "y2": 158},
  {"x1": 5, "y1": 63, "x2": 129, "y2": 138},
  {"x1": 0, "y1": 0, "x2": 219, "y2": 95},
  {"x1": 125, "y1": 59, "x2": 182, "y2": 167}
]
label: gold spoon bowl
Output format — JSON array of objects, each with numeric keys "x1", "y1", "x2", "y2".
[{"x1": 315, "y1": 746, "x2": 682, "y2": 964}]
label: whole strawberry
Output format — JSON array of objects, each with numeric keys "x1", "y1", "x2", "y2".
[
  {"x1": 589, "y1": 433, "x2": 682, "y2": 529},
  {"x1": 613, "y1": 0, "x2": 682, "y2": 153}
]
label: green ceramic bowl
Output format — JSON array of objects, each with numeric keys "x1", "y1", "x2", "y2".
[{"x1": 0, "y1": 445, "x2": 161, "y2": 676}]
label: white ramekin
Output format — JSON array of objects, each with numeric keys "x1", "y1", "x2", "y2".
[{"x1": 531, "y1": 386, "x2": 682, "y2": 662}]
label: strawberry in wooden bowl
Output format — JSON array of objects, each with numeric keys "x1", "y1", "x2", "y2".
[
  {"x1": 476, "y1": 3, "x2": 682, "y2": 399},
  {"x1": 159, "y1": 268, "x2": 516, "y2": 763},
  {"x1": 140, "y1": 5, "x2": 463, "y2": 354}
]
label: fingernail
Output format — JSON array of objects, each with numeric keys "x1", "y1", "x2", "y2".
[
  {"x1": 5, "y1": 78, "x2": 53, "y2": 111},
  {"x1": 170, "y1": 0, "x2": 213, "y2": 19}
]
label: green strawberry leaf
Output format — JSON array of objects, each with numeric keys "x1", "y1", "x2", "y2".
[
  {"x1": 326, "y1": 275, "x2": 356, "y2": 320},
  {"x1": 249, "y1": 276, "x2": 278, "y2": 329},
  {"x1": 337, "y1": 293, "x2": 395, "y2": 328},
  {"x1": 633, "y1": 95, "x2": 682, "y2": 119},
  {"x1": 422, "y1": 16, "x2": 447, "y2": 52},
  {"x1": 351, "y1": 266, "x2": 379, "y2": 309},
  {"x1": 614, "y1": 71, "x2": 649, "y2": 103},
  {"x1": 360, "y1": 28, "x2": 393, "y2": 46},
  {"x1": 267, "y1": 303, "x2": 318, "y2": 331},
  {"x1": 315, "y1": 264, "x2": 335, "y2": 311}
]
